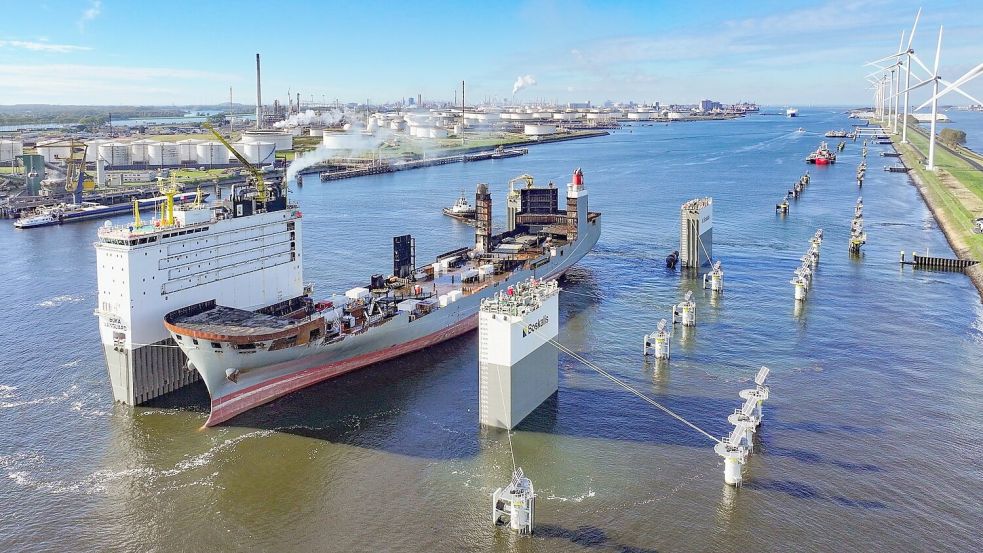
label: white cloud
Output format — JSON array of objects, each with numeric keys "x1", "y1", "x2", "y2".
[
  {"x1": 0, "y1": 40, "x2": 91, "y2": 53},
  {"x1": 77, "y1": 0, "x2": 102, "y2": 31},
  {"x1": 0, "y1": 64, "x2": 241, "y2": 104}
]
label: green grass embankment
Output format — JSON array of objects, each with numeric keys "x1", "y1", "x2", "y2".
[{"x1": 891, "y1": 122, "x2": 983, "y2": 261}]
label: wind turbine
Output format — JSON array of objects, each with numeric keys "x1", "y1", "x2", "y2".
[
  {"x1": 867, "y1": 29, "x2": 910, "y2": 134},
  {"x1": 892, "y1": 23, "x2": 983, "y2": 170}
]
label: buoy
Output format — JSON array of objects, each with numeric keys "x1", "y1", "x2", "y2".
[
  {"x1": 643, "y1": 319, "x2": 671, "y2": 359},
  {"x1": 666, "y1": 250, "x2": 679, "y2": 269},
  {"x1": 492, "y1": 468, "x2": 535, "y2": 534}
]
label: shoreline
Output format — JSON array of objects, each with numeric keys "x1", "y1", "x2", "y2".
[{"x1": 887, "y1": 123, "x2": 983, "y2": 298}]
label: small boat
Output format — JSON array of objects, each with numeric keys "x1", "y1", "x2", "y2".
[
  {"x1": 441, "y1": 192, "x2": 477, "y2": 224},
  {"x1": 786, "y1": 107, "x2": 799, "y2": 117},
  {"x1": 490, "y1": 146, "x2": 527, "y2": 159},
  {"x1": 796, "y1": 127, "x2": 805, "y2": 132},
  {"x1": 806, "y1": 142, "x2": 837, "y2": 165},
  {"x1": 824, "y1": 129, "x2": 848, "y2": 138},
  {"x1": 14, "y1": 192, "x2": 205, "y2": 229}
]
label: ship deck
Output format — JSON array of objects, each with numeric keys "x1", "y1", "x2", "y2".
[{"x1": 169, "y1": 305, "x2": 302, "y2": 337}]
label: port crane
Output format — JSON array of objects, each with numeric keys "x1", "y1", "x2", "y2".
[{"x1": 203, "y1": 122, "x2": 267, "y2": 207}]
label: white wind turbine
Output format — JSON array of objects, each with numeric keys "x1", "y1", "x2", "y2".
[
  {"x1": 867, "y1": 30, "x2": 910, "y2": 134},
  {"x1": 898, "y1": 25, "x2": 983, "y2": 170}
]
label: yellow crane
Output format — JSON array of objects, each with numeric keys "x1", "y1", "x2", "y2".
[{"x1": 203, "y1": 122, "x2": 267, "y2": 207}]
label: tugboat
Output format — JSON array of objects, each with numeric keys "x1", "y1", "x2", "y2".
[
  {"x1": 441, "y1": 191, "x2": 477, "y2": 224},
  {"x1": 806, "y1": 142, "x2": 837, "y2": 165}
]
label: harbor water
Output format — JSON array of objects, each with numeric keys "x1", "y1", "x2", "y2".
[{"x1": 1, "y1": 110, "x2": 981, "y2": 552}]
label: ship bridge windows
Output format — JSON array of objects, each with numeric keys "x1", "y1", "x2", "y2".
[{"x1": 211, "y1": 341, "x2": 222, "y2": 349}]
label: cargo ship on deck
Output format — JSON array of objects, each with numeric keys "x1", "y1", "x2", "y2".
[{"x1": 97, "y1": 163, "x2": 600, "y2": 426}]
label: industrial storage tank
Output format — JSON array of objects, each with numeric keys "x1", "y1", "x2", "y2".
[
  {"x1": 0, "y1": 140, "x2": 24, "y2": 163},
  {"x1": 242, "y1": 142, "x2": 276, "y2": 165},
  {"x1": 176, "y1": 139, "x2": 200, "y2": 163},
  {"x1": 35, "y1": 139, "x2": 72, "y2": 163},
  {"x1": 240, "y1": 130, "x2": 292, "y2": 152},
  {"x1": 146, "y1": 142, "x2": 180, "y2": 166},
  {"x1": 130, "y1": 139, "x2": 152, "y2": 163},
  {"x1": 552, "y1": 112, "x2": 579, "y2": 121},
  {"x1": 524, "y1": 124, "x2": 557, "y2": 136},
  {"x1": 98, "y1": 142, "x2": 131, "y2": 166},
  {"x1": 196, "y1": 142, "x2": 230, "y2": 165},
  {"x1": 428, "y1": 128, "x2": 449, "y2": 139},
  {"x1": 308, "y1": 128, "x2": 325, "y2": 137},
  {"x1": 84, "y1": 139, "x2": 105, "y2": 162}
]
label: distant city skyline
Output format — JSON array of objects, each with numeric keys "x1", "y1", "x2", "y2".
[{"x1": 0, "y1": 0, "x2": 981, "y2": 108}]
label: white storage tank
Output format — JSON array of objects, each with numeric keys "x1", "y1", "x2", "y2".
[
  {"x1": 240, "y1": 130, "x2": 292, "y2": 151},
  {"x1": 130, "y1": 139, "x2": 152, "y2": 163},
  {"x1": 84, "y1": 139, "x2": 105, "y2": 162},
  {"x1": 35, "y1": 139, "x2": 72, "y2": 163},
  {"x1": 196, "y1": 141, "x2": 230, "y2": 165},
  {"x1": 147, "y1": 142, "x2": 180, "y2": 166},
  {"x1": 553, "y1": 112, "x2": 579, "y2": 121},
  {"x1": 308, "y1": 128, "x2": 324, "y2": 137},
  {"x1": 98, "y1": 142, "x2": 130, "y2": 166},
  {"x1": 524, "y1": 124, "x2": 557, "y2": 136},
  {"x1": 242, "y1": 142, "x2": 276, "y2": 165},
  {"x1": 0, "y1": 140, "x2": 24, "y2": 163},
  {"x1": 176, "y1": 139, "x2": 200, "y2": 163},
  {"x1": 429, "y1": 128, "x2": 449, "y2": 139}
]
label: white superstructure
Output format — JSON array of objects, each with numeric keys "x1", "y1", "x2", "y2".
[
  {"x1": 478, "y1": 278, "x2": 559, "y2": 430},
  {"x1": 95, "y1": 186, "x2": 302, "y2": 405}
]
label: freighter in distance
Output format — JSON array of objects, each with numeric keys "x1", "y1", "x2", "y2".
[{"x1": 96, "y1": 130, "x2": 600, "y2": 426}]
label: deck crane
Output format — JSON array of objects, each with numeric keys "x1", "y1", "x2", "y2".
[{"x1": 203, "y1": 122, "x2": 267, "y2": 208}]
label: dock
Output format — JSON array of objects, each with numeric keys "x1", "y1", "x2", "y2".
[{"x1": 902, "y1": 252, "x2": 979, "y2": 271}]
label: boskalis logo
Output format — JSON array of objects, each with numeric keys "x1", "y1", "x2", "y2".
[{"x1": 522, "y1": 316, "x2": 549, "y2": 338}]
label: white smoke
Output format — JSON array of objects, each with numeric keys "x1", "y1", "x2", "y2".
[
  {"x1": 274, "y1": 109, "x2": 343, "y2": 129},
  {"x1": 512, "y1": 74, "x2": 537, "y2": 95},
  {"x1": 286, "y1": 122, "x2": 394, "y2": 181}
]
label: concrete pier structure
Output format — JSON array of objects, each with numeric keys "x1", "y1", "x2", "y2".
[
  {"x1": 478, "y1": 278, "x2": 559, "y2": 430},
  {"x1": 680, "y1": 197, "x2": 713, "y2": 268}
]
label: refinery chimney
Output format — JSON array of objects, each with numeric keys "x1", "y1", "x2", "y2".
[{"x1": 255, "y1": 53, "x2": 263, "y2": 129}]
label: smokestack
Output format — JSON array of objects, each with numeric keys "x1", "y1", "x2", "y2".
[
  {"x1": 255, "y1": 53, "x2": 263, "y2": 129},
  {"x1": 475, "y1": 183, "x2": 491, "y2": 253}
]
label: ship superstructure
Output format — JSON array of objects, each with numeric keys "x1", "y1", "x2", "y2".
[
  {"x1": 95, "y1": 175, "x2": 299, "y2": 405},
  {"x1": 163, "y1": 168, "x2": 600, "y2": 426}
]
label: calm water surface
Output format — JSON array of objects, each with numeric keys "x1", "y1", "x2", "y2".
[{"x1": 1, "y1": 109, "x2": 981, "y2": 552}]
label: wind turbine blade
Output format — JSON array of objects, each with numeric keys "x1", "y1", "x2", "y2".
[
  {"x1": 911, "y1": 52, "x2": 933, "y2": 76},
  {"x1": 900, "y1": 60, "x2": 928, "y2": 82},
  {"x1": 898, "y1": 78, "x2": 937, "y2": 96},
  {"x1": 907, "y1": 7, "x2": 921, "y2": 51},
  {"x1": 898, "y1": 30, "x2": 906, "y2": 57},
  {"x1": 915, "y1": 64, "x2": 983, "y2": 111},
  {"x1": 938, "y1": 79, "x2": 983, "y2": 106},
  {"x1": 865, "y1": 68, "x2": 888, "y2": 79},
  {"x1": 932, "y1": 25, "x2": 943, "y2": 76},
  {"x1": 866, "y1": 53, "x2": 901, "y2": 66}
]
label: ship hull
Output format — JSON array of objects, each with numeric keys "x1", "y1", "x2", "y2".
[{"x1": 185, "y1": 218, "x2": 600, "y2": 426}]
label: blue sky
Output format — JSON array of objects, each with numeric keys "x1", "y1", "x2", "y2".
[{"x1": 0, "y1": 0, "x2": 981, "y2": 107}]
